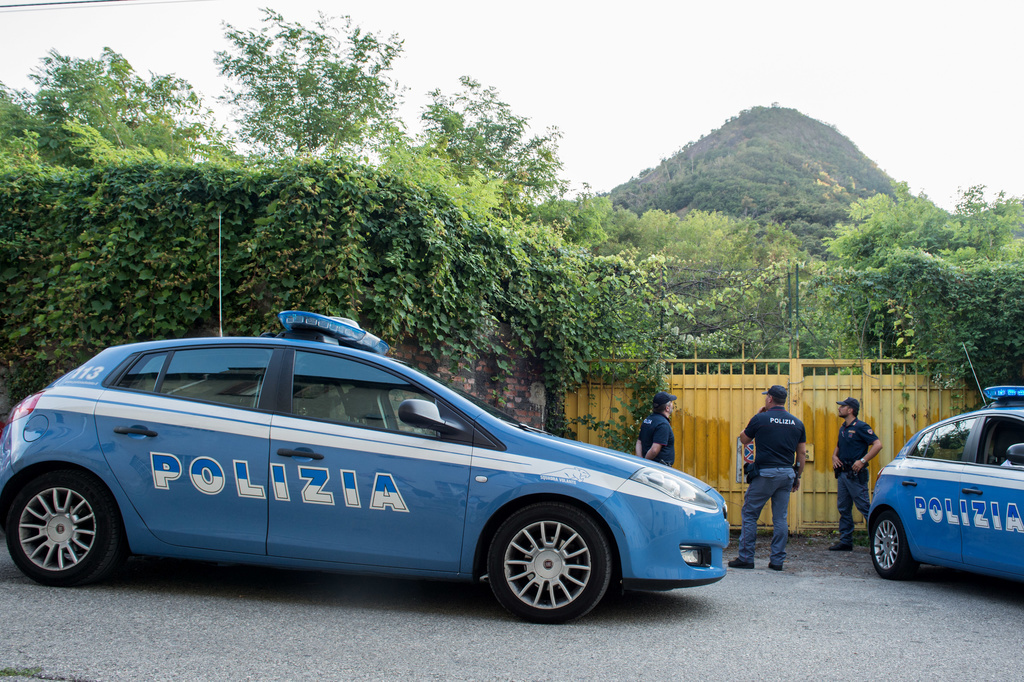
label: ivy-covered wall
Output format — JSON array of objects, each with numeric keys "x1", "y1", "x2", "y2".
[{"x1": 0, "y1": 158, "x2": 663, "y2": 428}]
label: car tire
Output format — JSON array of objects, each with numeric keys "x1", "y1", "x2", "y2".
[
  {"x1": 487, "y1": 502, "x2": 612, "y2": 624},
  {"x1": 870, "y1": 508, "x2": 919, "y2": 581},
  {"x1": 5, "y1": 470, "x2": 128, "y2": 587}
]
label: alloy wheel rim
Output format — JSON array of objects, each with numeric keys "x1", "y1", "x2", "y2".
[
  {"x1": 19, "y1": 487, "x2": 96, "y2": 571},
  {"x1": 503, "y1": 520, "x2": 591, "y2": 610},
  {"x1": 873, "y1": 519, "x2": 898, "y2": 570}
]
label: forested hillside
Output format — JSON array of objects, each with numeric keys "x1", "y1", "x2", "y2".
[{"x1": 608, "y1": 106, "x2": 894, "y2": 256}]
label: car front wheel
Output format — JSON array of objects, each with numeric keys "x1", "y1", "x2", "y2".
[
  {"x1": 870, "y1": 508, "x2": 919, "y2": 580},
  {"x1": 487, "y1": 502, "x2": 612, "y2": 623},
  {"x1": 5, "y1": 470, "x2": 128, "y2": 586}
]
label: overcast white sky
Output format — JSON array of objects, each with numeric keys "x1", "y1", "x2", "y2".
[{"x1": 1, "y1": 0, "x2": 1021, "y2": 210}]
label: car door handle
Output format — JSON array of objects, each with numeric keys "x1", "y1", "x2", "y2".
[
  {"x1": 276, "y1": 448, "x2": 324, "y2": 460},
  {"x1": 962, "y1": 487, "x2": 984, "y2": 495},
  {"x1": 113, "y1": 426, "x2": 158, "y2": 438},
  {"x1": 901, "y1": 480, "x2": 918, "y2": 487}
]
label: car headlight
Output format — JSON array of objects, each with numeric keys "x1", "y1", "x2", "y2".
[{"x1": 630, "y1": 467, "x2": 719, "y2": 510}]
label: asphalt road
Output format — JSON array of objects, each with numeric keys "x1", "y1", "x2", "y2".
[{"x1": 1, "y1": 534, "x2": 1022, "y2": 681}]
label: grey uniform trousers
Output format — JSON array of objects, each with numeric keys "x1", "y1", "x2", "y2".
[
  {"x1": 736, "y1": 467, "x2": 795, "y2": 566},
  {"x1": 836, "y1": 471, "x2": 871, "y2": 545}
]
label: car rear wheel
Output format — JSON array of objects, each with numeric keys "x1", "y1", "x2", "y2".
[
  {"x1": 487, "y1": 502, "x2": 611, "y2": 623},
  {"x1": 5, "y1": 470, "x2": 128, "y2": 586},
  {"x1": 870, "y1": 509, "x2": 919, "y2": 580}
]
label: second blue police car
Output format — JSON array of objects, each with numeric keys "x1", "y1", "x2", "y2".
[
  {"x1": 869, "y1": 386, "x2": 1024, "y2": 584},
  {"x1": 0, "y1": 312, "x2": 729, "y2": 622}
]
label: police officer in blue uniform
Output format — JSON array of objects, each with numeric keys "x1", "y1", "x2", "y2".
[
  {"x1": 635, "y1": 391, "x2": 677, "y2": 466},
  {"x1": 829, "y1": 396, "x2": 882, "y2": 551},
  {"x1": 729, "y1": 385, "x2": 806, "y2": 571}
]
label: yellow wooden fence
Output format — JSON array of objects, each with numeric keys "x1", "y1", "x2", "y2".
[{"x1": 566, "y1": 358, "x2": 975, "y2": 532}]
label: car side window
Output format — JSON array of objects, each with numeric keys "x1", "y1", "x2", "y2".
[
  {"x1": 157, "y1": 348, "x2": 273, "y2": 409},
  {"x1": 978, "y1": 417, "x2": 1024, "y2": 466},
  {"x1": 912, "y1": 418, "x2": 976, "y2": 461},
  {"x1": 116, "y1": 352, "x2": 168, "y2": 392},
  {"x1": 913, "y1": 431, "x2": 934, "y2": 458},
  {"x1": 292, "y1": 351, "x2": 437, "y2": 436}
]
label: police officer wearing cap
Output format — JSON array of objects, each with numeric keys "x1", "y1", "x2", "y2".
[
  {"x1": 635, "y1": 391, "x2": 678, "y2": 466},
  {"x1": 830, "y1": 396, "x2": 883, "y2": 551},
  {"x1": 729, "y1": 385, "x2": 806, "y2": 571}
]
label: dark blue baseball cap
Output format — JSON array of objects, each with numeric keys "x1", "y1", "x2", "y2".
[
  {"x1": 837, "y1": 397, "x2": 860, "y2": 411},
  {"x1": 763, "y1": 385, "x2": 788, "y2": 401},
  {"x1": 653, "y1": 391, "x2": 677, "y2": 407}
]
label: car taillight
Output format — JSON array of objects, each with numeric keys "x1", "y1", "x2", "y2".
[{"x1": 7, "y1": 392, "x2": 43, "y2": 425}]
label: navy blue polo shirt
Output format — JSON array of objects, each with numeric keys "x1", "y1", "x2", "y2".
[
  {"x1": 836, "y1": 418, "x2": 879, "y2": 463},
  {"x1": 743, "y1": 406, "x2": 806, "y2": 468},
  {"x1": 638, "y1": 412, "x2": 675, "y2": 466}
]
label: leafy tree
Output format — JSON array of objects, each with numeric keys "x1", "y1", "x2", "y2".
[
  {"x1": 421, "y1": 76, "x2": 566, "y2": 213},
  {"x1": 530, "y1": 193, "x2": 610, "y2": 246},
  {"x1": 828, "y1": 182, "x2": 954, "y2": 268},
  {"x1": 0, "y1": 85, "x2": 44, "y2": 169},
  {"x1": 379, "y1": 144, "x2": 504, "y2": 220},
  {"x1": 951, "y1": 185, "x2": 1022, "y2": 257},
  {"x1": 216, "y1": 9, "x2": 403, "y2": 155},
  {"x1": 829, "y1": 182, "x2": 1023, "y2": 268},
  {"x1": 17, "y1": 48, "x2": 230, "y2": 166}
]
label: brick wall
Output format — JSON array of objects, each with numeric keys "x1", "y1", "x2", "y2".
[{"x1": 391, "y1": 329, "x2": 548, "y2": 430}]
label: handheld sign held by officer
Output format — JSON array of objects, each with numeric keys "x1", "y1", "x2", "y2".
[
  {"x1": 635, "y1": 391, "x2": 678, "y2": 466},
  {"x1": 728, "y1": 385, "x2": 807, "y2": 571}
]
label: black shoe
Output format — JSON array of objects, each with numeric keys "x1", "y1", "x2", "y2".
[
  {"x1": 728, "y1": 558, "x2": 754, "y2": 569},
  {"x1": 829, "y1": 543, "x2": 853, "y2": 551},
  {"x1": 768, "y1": 563, "x2": 783, "y2": 571}
]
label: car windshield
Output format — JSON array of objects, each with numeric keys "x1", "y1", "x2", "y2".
[{"x1": 399, "y1": 362, "x2": 524, "y2": 427}]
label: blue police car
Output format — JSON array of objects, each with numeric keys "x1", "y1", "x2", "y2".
[
  {"x1": 869, "y1": 386, "x2": 1024, "y2": 584},
  {"x1": 0, "y1": 312, "x2": 729, "y2": 623}
]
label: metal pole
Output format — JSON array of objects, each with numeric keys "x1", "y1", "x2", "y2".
[
  {"x1": 794, "y1": 264, "x2": 800, "y2": 359},
  {"x1": 787, "y1": 270, "x2": 792, "y2": 358},
  {"x1": 218, "y1": 212, "x2": 223, "y2": 337}
]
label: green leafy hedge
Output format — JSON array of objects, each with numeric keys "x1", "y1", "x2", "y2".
[
  {"x1": 814, "y1": 251, "x2": 1024, "y2": 386},
  {"x1": 0, "y1": 157, "x2": 665, "y2": 413}
]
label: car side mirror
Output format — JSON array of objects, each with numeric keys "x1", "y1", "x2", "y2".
[
  {"x1": 398, "y1": 399, "x2": 465, "y2": 436},
  {"x1": 1005, "y1": 443, "x2": 1024, "y2": 466}
]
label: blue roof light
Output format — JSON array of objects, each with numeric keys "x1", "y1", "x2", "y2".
[
  {"x1": 983, "y1": 386, "x2": 1024, "y2": 402},
  {"x1": 278, "y1": 311, "x2": 390, "y2": 355}
]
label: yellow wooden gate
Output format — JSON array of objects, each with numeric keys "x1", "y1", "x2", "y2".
[{"x1": 566, "y1": 359, "x2": 974, "y2": 532}]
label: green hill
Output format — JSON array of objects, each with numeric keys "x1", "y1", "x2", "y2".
[{"x1": 607, "y1": 105, "x2": 895, "y2": 256}]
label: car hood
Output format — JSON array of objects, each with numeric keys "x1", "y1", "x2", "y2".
[{"x1": 483, "y1": 419, "x2": 716, "y2": 493}]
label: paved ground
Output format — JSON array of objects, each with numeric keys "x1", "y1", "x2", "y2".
[{"x1": 8, "y1": 528, "x2": 1019, "y2": 681}]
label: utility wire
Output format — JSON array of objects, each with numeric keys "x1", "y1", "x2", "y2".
[
  {"x1": 0, "y1": 0, "x2": 210, "y2": 10},
  {"x1": 3, "y1": 0, "x2": 135, "y2": 7}
]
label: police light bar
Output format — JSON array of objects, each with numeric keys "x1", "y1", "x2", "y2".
[
  {"x1": 983, "y1": 386, "x2": 1024, "y2": 402},
  {"x1": 278, "y1": 311, "x2": 390, "y2": 355}
]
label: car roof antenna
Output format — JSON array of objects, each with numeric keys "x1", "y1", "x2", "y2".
[
  {"x1": 218, "y1": 211, "x2": 224, "y2": 337},
  {"x1": 963, "y1": 342, "x2": 988, "y2": 407}
]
